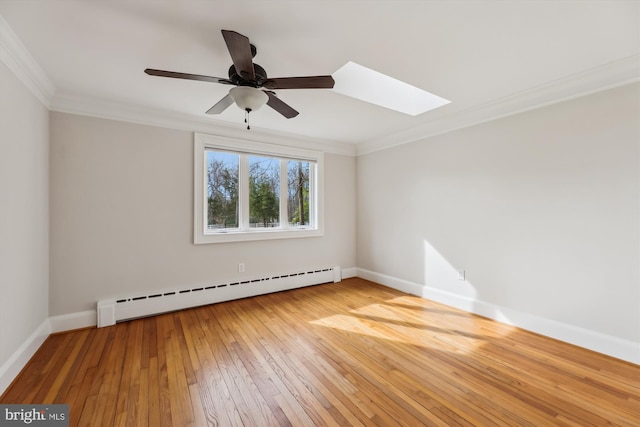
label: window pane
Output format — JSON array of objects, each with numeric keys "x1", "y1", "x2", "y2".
[
  {"x1": 249, "y1": 155, "x2": 280, "y2": 228},
  {"x1": 207, "y1": 150, "x2": 239, "y2": 229},
  {"x1": 288, "y1": 160, "x2": 311, "y2": 226}
]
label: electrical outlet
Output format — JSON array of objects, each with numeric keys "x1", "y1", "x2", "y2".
[
  {"x1": 457, "y1": 269, "x2": 465, "y2": 281},
  {"x1": 238, "y1": 263, "x2": 245, "y2": 273}
]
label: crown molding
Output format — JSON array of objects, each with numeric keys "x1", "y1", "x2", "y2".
[
  {"x1": 0, "y1": 14, "x2": 55, "y2": 107},
  {"x1": 50, "y1": 92, "x2": 357, "y2": 156},
  {"x1": 357, "y1": 54, "x2": 640, "y2": 156}
]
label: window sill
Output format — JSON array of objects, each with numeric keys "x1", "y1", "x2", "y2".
[{"x1": 194, "y1": 227, "x2": 323, "y2": 244}]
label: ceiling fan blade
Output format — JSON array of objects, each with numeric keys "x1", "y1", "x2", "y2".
[
  {"x1": 145, "y1": 69, "x2": 233, "y2": 85},
  {"x1": 206, "y1": 94, "x2": 234, "y2": 115},
  {"x1": 221, "y1": 30, "x2": 255, "y2": 81},
  {"x1": 263, "y1": 76, "x2": 335, "y2": 90},
  {"x1": 265, "y1": 91, "x2": 299, "y2": 119}
]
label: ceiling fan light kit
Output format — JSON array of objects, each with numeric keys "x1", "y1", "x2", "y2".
[
  {"x1": 228, "y1": 86, "x2": 269, "y2": 130},
  {"x1": 145, "y1": 29, "x2": 335, "y2": 129},
  {"x1": 229, "y1": 86, "x2": 268, "y2": 112}
]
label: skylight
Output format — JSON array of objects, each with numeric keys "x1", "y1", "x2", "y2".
[{"x1": 332, "y1": 61, "x2": 450, "y2": 116}]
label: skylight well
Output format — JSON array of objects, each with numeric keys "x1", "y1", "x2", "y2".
[{"x1": 332, "y1": 61, "x2": 450, "y2": 116}]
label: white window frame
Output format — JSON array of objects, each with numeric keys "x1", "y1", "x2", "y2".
[{"x1": 194, "y1": 133, "x2": 324, "y2": 244}]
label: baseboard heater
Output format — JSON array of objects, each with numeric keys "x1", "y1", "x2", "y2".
[{"x1": 96, "y1": 266, "x2": 341, "y2": 327}]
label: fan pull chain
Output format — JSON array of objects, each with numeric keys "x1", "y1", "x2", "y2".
[{"x1": 245, "y1": 108, "x2": 251, "y2": 130}]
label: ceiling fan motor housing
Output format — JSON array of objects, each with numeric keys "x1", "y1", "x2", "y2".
[{"x1": 228, "y1": 63, "x2": 268, "y2": 87}]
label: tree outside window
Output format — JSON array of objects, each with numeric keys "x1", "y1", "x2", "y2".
[
  {"x1": 207, "y1": 151, "x2": 238, "y2": 229},
  {"x1": 249, "y1": 155, "x2": 280, "y2": 228},
  {"x1": 288, "y1": 160, "x2": 310, "y2": 226}
]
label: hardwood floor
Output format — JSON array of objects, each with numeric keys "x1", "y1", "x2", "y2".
[{"x1": 2, "y1": 278, "x2": 639, "y2": 426}]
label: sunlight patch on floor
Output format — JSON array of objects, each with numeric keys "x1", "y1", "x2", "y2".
[
  {"x1": 309, "y1": 297, "x2": 496, "y2": 353},
  {"x1": 310, "y1": 313, "x2": 406, "y2": 343}
]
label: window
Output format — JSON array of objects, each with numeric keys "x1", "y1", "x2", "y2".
[{"x1": 194, "y1": 133, "x2": 323, "y2": 244}]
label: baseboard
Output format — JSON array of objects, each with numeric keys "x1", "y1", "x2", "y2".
[
  {"x1": 49, "y1": 310, "x2": 97, "y2": 333},
  {"x1": 357, "y1": 268, "x2": 640, "y2": 365},
  {"x1": 341, "y1": 267, "x2": 358, "y2": 279},
  {"x1": 0, "y1": 318, "x2": 50, "y2": 396}
]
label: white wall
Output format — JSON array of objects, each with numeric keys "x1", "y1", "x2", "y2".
[
  {"x1": 0, "y1": 60, "x2": 50, "y2": 387},
  {"x1": 357, "y1": 83, "x2": 640, "y2": 360},
  {"x1": 49, "y1": 112, "x2": 356, "y2": 317}
]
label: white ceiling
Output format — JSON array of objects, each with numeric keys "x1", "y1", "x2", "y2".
[{"x1": 1, "y1": 1, "x2": 638, "y2": 153}]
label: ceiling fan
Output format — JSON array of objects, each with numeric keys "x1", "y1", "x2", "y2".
[{"x1": 145, "y1": 30, "x2": 335, "y2": 128}]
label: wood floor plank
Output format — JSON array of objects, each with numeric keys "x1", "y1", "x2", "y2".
[
  {"x1": 45, "y1": 329, "x2": 92, "y2": 403},
  {"x1": 154, "y1": 314, "x2": 174, "y2": 427},
  {"x1": 146, "y1": 357, "x2": 160, "y2": 427},
  {"x1": 63, "y1": 327, "x2": 111, "y2": 426},
  {"x1": 113, "y1": 321, "x2": 142, "y2": 425},
  {"x1": 1, "y1": 278, "x2": 638, "y2": 426},
  {"x1": 29, "y1": 333, "x2": 78, "y2": 404}
]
